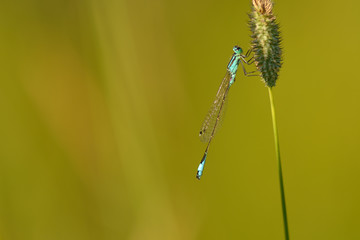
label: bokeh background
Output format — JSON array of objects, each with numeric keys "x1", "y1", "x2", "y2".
[{"x1": 1, "y1": 0, "x2": 360, "y2": 239}]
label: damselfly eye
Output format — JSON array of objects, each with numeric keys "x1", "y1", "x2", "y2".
[{"x1": 233, "y1": 46, "x2": 242, "y2": 54}]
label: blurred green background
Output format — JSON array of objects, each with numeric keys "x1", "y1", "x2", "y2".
[{"x1": 1, "y1": 0, "x2": 360, "y2": 239}]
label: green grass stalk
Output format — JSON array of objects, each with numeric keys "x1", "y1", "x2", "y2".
[
  {"x1": 268, "y1": 87, "x2": 289, "y2": 240},
  {"x1": 248, "y1": 0, "x2": 288, "y2": 238}
]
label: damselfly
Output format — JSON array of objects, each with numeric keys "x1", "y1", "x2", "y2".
[{"x1": 196, "y1": 46, "x2": 254, "y2": 180}]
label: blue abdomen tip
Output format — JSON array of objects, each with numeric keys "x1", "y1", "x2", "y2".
[{"x1": 196, "y1": 153, "x2": 207, "y2": 180}]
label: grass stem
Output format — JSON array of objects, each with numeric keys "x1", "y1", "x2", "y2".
[{"x1": 268, "y1": 87, "x2": 289, "y2": 240}]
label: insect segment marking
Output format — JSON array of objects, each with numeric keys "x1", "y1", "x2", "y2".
[{"x1": 196, "y1": 152, "x2": 207, "y2": 180}]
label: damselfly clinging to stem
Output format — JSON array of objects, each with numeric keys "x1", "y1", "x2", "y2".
[{"x1": 196, "y1": 46, "x2": 255, "y2": 180}]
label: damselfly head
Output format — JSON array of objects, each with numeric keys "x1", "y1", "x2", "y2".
[{"x1": 233, "y1": 46, "x2": 243, "y2": 54}]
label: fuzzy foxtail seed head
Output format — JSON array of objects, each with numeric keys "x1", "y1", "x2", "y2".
[{"x1": 249, "y1": 0, "x2": 282, "y2": 87}]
